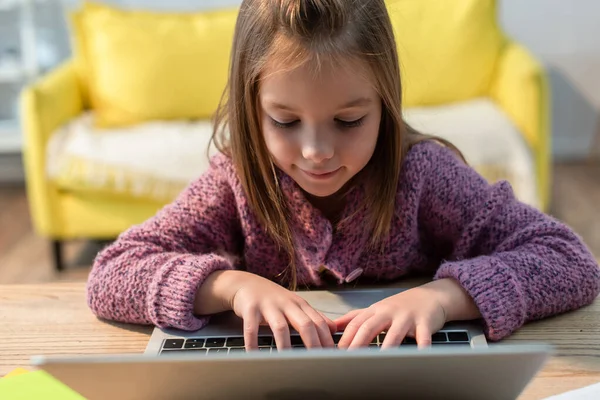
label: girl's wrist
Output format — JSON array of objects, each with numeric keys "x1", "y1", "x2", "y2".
[
  {"x1": 422, "y1": 278, "x2": 481, "y2": 322},
  {"x1": 193, "y1": 270, "x2": 250, "y2": 315}
]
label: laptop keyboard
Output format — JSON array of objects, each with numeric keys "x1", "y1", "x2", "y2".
[{"x1": 159, "y1": 330, "x2": 470, "y2": 356}]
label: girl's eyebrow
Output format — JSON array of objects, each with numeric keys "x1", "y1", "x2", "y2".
[
  {"x1": 339, "y1": 97, "x2": 373, "y2": 109},
  {"x1": 264, "y1": 97, "x2": 373, "y2": 112}
]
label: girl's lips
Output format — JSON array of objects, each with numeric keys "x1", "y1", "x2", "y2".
[{"x1": 301, "y1": 167, "x2": 341, "y2": 180}]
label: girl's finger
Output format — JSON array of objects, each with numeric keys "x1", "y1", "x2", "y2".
[
  {"x1": 348, "y1": 315, "x2": 390, "y2": 349},
  {"x1": 285, "y1": 305, "x2": 322, "y2": 349},
  {"x1": 262, "y1": 307, "x2": 291, "y2": 351},
  {"x1": 317, "y1": 311, "x2": 338, "y2": 334},
  {"x1": 333, "y1": 309, "x2": 363, "y2": 331},
  {"x1": 337, "y1": 310, "x2": 371, "y2": 349},
  {"x1": 415, "y1": 323, "x2": 433, "y2": 349},
  {"x1": 243, "y1": 306, "x2": 261, "y2": 351},
  {"x1": 380, "y1": 320, "x2": 411, "y2": 349},
  {"x1": 301, "y1": 304, "x2": 335, "y2": 348}
]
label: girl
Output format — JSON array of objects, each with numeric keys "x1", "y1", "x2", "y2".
[{"x1": 87, "y1": 0, "x2": 600, "y2": 352}]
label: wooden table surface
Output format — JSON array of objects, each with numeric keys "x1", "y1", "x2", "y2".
[{"x1": 1, "y1": 282, "x2": 599, "y2": 399}]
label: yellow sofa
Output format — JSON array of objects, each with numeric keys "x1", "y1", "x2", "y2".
[{"x1": 20, "y1": 0, "x2": 550, "y2": 271}]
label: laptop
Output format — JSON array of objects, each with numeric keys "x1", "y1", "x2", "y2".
[
  {"x1": 145, "y1": 287, "x2": 490, "y2": 355},
  {"x1": 32, "y1": 287, "x2": 552, "y2": 400}
]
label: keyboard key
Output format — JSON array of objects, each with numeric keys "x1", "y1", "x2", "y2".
[
  {"x1": 205, "y1": 338, "x2": 226, "y2": 347},
  {"x1": 163, "y1": 339, "x2": 184, "y2": 349},
  {"x1": 290, "y1": 335, "x2": 304, "y2": 346},
  {"x1": 403, "y1": 337, "x2": 417, "y2": 345},
  {"x1": 332, "y1": 334, "x2": 343, "y2": 344},
  {"x1": 259, "y1": 347, "x2": 272, "y2": 353},
  {"x1": 370, "y1": 336, "x2": 379, "y2": 345},
  {"x1": 208, "y1": 348, "x2": 229, "y2": 354},
  {"x1": 378, "y1": 333, "x2": 386, "y2": 343},
  {"x1": 447, "y1": 332, "x2": 469, "y2": 342},
  {"x1": 387, "y1": 343, "x2": 471, "y2": 349},
  {"x1": 184, "y1": 340, "x2": 205, "y2": 349},
  {"x1": 432, "y1": 332, "x2": 447, "y2": 343},
  {"x1": 160, "y1": 348, "x2": 206, "y2": 356},
  {"x1": 229, "y1": 347, "x2": 246, "y2": 353},
  {"x1": 258, "y1": 336, "x2": 273, "y2": 346},
  {"x1": 226, "y1": 337, "x2": 245, "y2": 347}
]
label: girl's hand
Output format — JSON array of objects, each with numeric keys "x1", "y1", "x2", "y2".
[
  {"x1": 335, "y1": 280, "x2": 473, "y2": 350},
  {"x1": 229, "y1": 272, "x2": 337, "y2": 351}
]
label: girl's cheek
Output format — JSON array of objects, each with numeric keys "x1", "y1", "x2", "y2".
[{"x1": 264, "y1": 129, "x2": 296, "y2": 157}]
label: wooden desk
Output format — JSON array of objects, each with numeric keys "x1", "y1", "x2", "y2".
[{"x1": 1, "y1": 282, "x2": 599, "y2": 399}]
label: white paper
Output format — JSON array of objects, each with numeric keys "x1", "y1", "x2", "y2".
[{"x1": 543, "y1": 382, "x2": 600, "y2": 400}]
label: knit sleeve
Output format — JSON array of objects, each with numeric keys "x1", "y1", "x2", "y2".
[
  {"x1": 416, "y1": 142, "x2": 600, "y2": 341},
  {"x1": 86, "y1": 155, "x2": 243, "y2": 331}
]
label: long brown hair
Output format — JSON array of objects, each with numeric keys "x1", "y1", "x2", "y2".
[{"x1": 211, "y1": 0, "x2": 462, "y2": 290}]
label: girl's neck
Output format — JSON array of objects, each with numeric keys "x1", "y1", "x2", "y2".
[
  {"x1": 304, "y1": 191, "x2": 346, "y2": 226},
  {"x1": 301, "y1": 172, "x2": 364, "y2": 226}
]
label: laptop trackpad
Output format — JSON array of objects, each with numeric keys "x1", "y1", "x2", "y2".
[{"x1": 296, "y1": 288, "x2": 406, "y2": 319}]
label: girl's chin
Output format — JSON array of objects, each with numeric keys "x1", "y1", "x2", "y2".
[{"x1": 299, "y1": 181, "x2": 347, "y2": 199}]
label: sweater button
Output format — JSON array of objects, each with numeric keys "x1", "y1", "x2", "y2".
[{"x1": 345, "y1": 268, "x2": 364, "y2": 283}]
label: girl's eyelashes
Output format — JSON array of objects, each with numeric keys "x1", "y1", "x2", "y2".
[
  {"x1": 268, "y1": 116, "x2": 366, "y2": 129},
  {"x1": 336, "y1": 117, "x2": 365, "y2": 128},
  {"x1": 269, "y1": 117, "x2": 299, "y2": 129}
]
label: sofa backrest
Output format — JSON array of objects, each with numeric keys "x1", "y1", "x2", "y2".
[{"x1": 71, "y1": 0, "x2": 505, "y2": 127}]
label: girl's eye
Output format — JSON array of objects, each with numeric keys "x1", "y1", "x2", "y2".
[
  {"x1": 270, "y1": 118, "x2": 298, "y2": 129},
  {"x1": 336, "y1": 117, "x2": 365, "y2": 128},
  {"x1": 269, "y1": 116, "x2": 365, "y2": 129}
]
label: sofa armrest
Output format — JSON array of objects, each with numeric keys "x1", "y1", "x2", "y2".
[
  {"x1": 490, "y1": 42, "x2": 551, "y2": 211},
  {"x1": 20, "y1": 59, "x2": 85, "y2": 237}
]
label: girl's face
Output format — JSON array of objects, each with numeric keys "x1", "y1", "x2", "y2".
[{"x1": 259, "y1": 59, "x2": 382, "y2": 198}]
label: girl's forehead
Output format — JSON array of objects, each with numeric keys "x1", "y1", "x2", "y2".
[
  {"x1": 261, "y1": 48, "x2": 373, "y2": 85},
  {"x1": 262, "y1": 33, "x2": 366, "y2": 71},
  {"x1": 258, "y1": 57, "x2": 380, "y2": 112}
]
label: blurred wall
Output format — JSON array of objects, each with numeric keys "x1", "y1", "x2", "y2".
[
  {"x1": 1, "y1": 0, "x2": 599, "y2": 160},
  {"x1": 500, "y1": 0, "x2": 600, "y2": 159}
]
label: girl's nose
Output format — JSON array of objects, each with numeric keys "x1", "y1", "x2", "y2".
[{"x1": 301, "y1": 130, "x2": 334, "y2": 164}]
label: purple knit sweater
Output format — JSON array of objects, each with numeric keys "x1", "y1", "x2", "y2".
[{"x1": 86, "y1": 141, "x2": 600, "y2": 341}]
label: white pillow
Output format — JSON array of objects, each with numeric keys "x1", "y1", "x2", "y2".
[
  {"x1": 46, "y1": 113, "x2": 219, "y2": 201},
  {"x1": 404, "y1": 98, "x2": 539, "y2": 208}
]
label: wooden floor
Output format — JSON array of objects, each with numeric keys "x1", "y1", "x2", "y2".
[{"x1": 1, "y1": 161, "x2": 600, "y2": 285}]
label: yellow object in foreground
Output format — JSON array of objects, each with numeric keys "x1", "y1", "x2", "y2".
[
  {"x1": 3, "y1": 368, "x2": 30, "y2": 379},
  {"x1": 0, "y1": 370, "x2": 85, "y2": 399}
]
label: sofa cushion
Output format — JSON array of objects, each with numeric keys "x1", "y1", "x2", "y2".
[
  {"x1": 386, "y1": 0, "x2": 503, "y2": 107},
  {"x1": 47, "y1": 98, "x2": 538, "y2": 208},
  {"x1": 70, "y1": 2, "x2": 237, "y2": 128},
  {"x1": 46, "y1": 113, "x2": 218, "y2": 202},
  {"x1": 404, "y1": 98, "x2": 539, "y2": 208}
]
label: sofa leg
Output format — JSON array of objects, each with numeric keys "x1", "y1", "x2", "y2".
[{"x1": 52, "y1": 240, "x2": 65, "y2": 272}]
